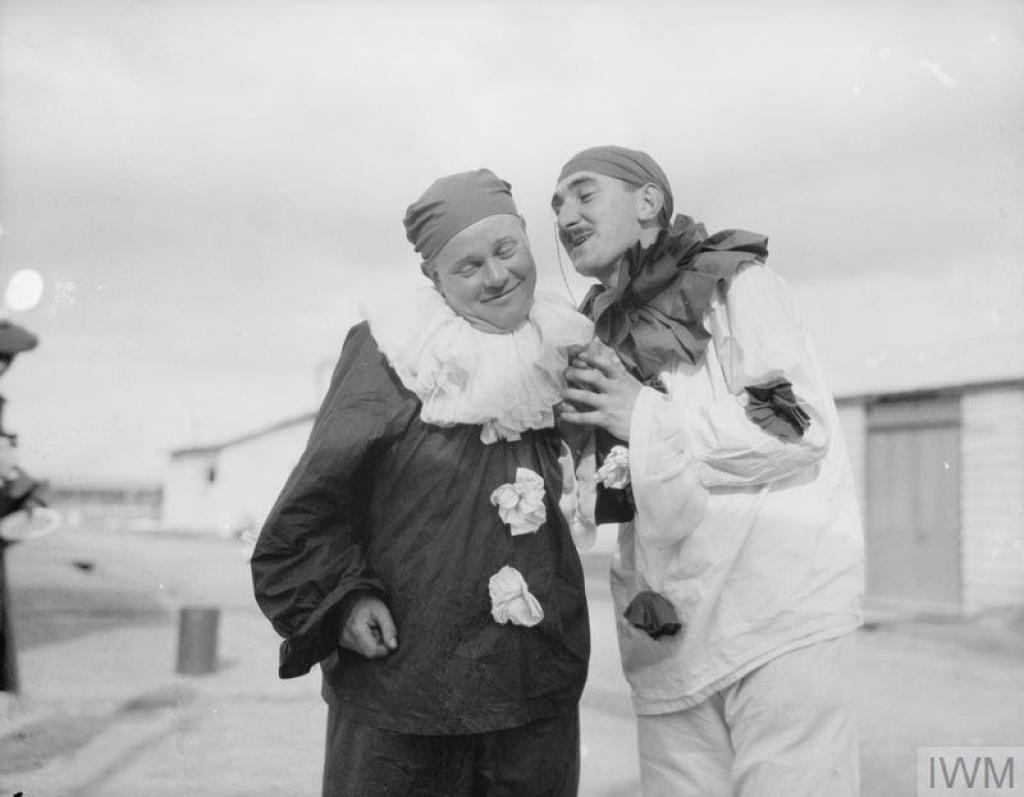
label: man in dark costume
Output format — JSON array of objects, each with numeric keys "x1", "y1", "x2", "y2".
[
  {"x1": 0, "y1": 319, "x2": 43, "y2": 693},
  {"x1": 252, "y1": 170, "x2": 594, "y2": 796}
]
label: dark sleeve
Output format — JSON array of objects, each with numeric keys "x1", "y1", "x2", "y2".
[{"x1": 251, "y1": 322, "x2": 414, "y2": 679}]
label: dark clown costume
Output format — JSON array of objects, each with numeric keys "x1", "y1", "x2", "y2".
[{"x1": 252, "y1": 170, "x2": 594, "y2": 796}]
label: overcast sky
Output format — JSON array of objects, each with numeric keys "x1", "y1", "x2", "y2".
[{"x1": 1, "y1": 0, "x2": 1022, "y2": 485}]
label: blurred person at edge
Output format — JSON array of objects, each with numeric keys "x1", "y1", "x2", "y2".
[
  {"x1": 1, "y1": 320, "x2": 59, "y2": 694},
  {"x1": 551, "y1": 146, "x2": 864, "y2": 797},
  {"x1": 252, "y1": 170, "x2": 596, "y2": 796}
]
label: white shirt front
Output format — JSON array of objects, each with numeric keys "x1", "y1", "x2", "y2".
[{"x1": 614, "y1": 261, "x2": 864, "y2": 714}]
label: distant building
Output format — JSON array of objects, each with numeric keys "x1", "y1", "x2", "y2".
[
  {"x1": 829, "y1": 332, "x2": 1024, "y2": 615},
  {"x1": 162, "y1": 412, "x2": 314, "y2": 536},
  {"x1": 47, "y1": 483, "x2": 163, "y2": 530},
  {"x1": 163, "y1": 333, "x2": 1023, "y2": 614}
]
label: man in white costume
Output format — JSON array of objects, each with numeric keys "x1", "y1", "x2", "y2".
[{"x1": 552, "y1": 145, "x2": 864, "y2": 797}]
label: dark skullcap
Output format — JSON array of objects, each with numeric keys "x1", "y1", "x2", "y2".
[
  {"x1": 557, "y1": 145, "x2": 674, "y2": 226},
  {"x1": 0, "y1": 320, "x2": 38, "y2": 357},
  {"x1": 403, "y1": 169, "x2": 519, "y2": 263}
]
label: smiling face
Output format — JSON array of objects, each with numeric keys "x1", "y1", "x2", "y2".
[
  {"x1": 551, "y1": 171, "x2": 646, "y2": 286},
  {"x1": 428, "y1": 213, "x2": 537, "y2": 333}
]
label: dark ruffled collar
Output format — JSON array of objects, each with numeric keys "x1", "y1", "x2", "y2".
[{"x1": 580, "y1": 215, "x2": 769, "y2": 382}]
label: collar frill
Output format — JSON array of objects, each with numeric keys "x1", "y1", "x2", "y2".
[
  {"x1": 580, "y1": 215, "x2": 769, "y2": 383},
  {"x1": 365, "y1": 289, "x2": 593, "y2": 444}
]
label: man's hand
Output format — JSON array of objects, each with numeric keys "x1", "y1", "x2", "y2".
[
  {"x1": 560, "y1": 342, "x2": 643, "y2": 441},
  {"x1": 340, "y1": 595, "x2": 398, "y2": 659}
]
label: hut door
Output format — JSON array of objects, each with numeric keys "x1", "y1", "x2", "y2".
[{"x1": 865, "y1": 396, "x2": 961, "y2": 609}]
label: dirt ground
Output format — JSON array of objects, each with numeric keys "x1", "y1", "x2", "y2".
[{"x1": 2, "y1": 525, "x2": 1022, "y2": 796}]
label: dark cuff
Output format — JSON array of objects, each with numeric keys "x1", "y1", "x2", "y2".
[
  {"x1": 595, "y1": 485, "x2": 635, "y2": 524},
  {"x1": 278, "y1": 577, "x2": 387, "y2": 679}
]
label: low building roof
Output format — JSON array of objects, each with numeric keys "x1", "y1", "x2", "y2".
[
  {"x1": 169, "y1": 411, "x2": 315, "y2": 459},
  {"x1": 826, "y1": 330, "x2": 1024, "y2": 400}
]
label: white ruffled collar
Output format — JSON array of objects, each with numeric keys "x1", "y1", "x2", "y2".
[{"x1": 364, "y1": 288, "x2": 593, "y2": 444}]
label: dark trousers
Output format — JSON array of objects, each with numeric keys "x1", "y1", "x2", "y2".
[{"x1": 322, "y1": 706, "x2": 580, "y2": 797}]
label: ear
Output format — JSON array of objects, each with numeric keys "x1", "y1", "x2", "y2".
[
  {"x1": 635, "y1": 183, "x2": 665, "y2": 225},
  {"x1": 421, "y1": 260, "x2": 440, "y2": 288}
]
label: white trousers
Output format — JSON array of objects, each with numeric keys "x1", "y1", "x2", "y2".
[{"x1": 636, "y1": 634, "x2": 859, "y2": 797}]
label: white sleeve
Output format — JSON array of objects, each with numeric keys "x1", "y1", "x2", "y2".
[{"x1": 630, "y1": 262, "x2": 831, "y2": 491}]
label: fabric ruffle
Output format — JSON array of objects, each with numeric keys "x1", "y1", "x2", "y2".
[
  {"x1": 559, "y1": 437, "x2": 596, "y2": 551},
  {"x1": 592, "y1": 429, "x2": 635, "y2": 525},
  {"x1": 365, "y1": 289, "x2": 593, "y2": 444},
  {"x1": 745, "y1": 379, "x2": 810, "y2": 441},
  {"x1": 623, "y1": 590, "x2": 682, "y2": 639},
  {"x1": 490, "y1": 467, "x2": 547, "y2": 536},
  {"x1": 489, "y1": 565, "x2": 544, "y2": 627},
  {"x1": 580, "y1": 215, "x2": 769, "y2": 382},
  {"x1": 596, "y1": 444, "x2": 631, "y2": 489}
]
